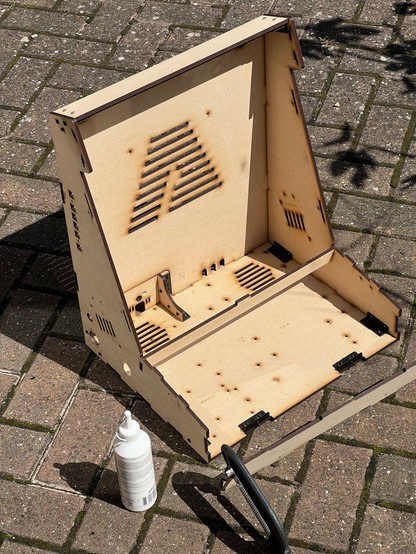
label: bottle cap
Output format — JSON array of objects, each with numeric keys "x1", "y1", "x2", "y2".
[{"x1": 116, "y1": 410, "x2": 141, "y2": 442}]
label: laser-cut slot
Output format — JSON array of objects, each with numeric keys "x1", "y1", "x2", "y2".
[
  {"x1": 174, "y1": 167, "x2": 215, "y2": 191},
  {"x1": 171, "y1": 175, "x2": 220, "y2": 202},
  {"x1": 130, "y1": 204, "x2": 161, "y2": 223},
  {"x1": 169, "y1": 182, "x2": 222, "y2": 212},
  {"x1": 134, "y1": 194, "x2": 164, "y2": 212},
  {"x1": 139, "y1": 171, "x2": 169, "y2": 188},
  {"x1": 148, "y1": 129, "x2": 194, "y2": 155},
  {"x1": 141, "y1": 145, "x2": 202, "y2": 178},
  {"x1": 181, "y1": 159, "x2": 211, "y2": 177},
  {"x1": 128, "y1": 216, "x2": 158, "y2": 234},
  {"x1": 150, "y1": 121, "x2": 189, "y2": 143}
]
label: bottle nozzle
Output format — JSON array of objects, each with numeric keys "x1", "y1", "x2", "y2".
[{"x1": 117, "y1": 410, "x2": 141, "y2": 441}]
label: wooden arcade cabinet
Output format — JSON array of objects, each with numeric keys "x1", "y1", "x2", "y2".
[{"x1": 50, "y1": 16, "x2": 402, "y2": 463}]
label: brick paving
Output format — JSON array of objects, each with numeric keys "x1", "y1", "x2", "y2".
[{"x1": 0, "y1": 1, "x2": 415, "y2": 553}]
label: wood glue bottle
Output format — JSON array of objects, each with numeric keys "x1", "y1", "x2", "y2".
[{"x1": 114, "y1": 410, "x2": 157, "y2": 511}]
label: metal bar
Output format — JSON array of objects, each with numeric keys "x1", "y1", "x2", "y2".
[{"x1": 222, "y1": 364, "x2": 416, "y2": 490}]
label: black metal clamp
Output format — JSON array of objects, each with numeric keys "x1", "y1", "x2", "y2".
[{"x1": 221, "y1": 444, "x2": 291, "y2": 554}]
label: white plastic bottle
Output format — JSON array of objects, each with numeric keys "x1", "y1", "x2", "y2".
[{"x1": 113, "y1": 410, "x2": 157, "y2": 512}]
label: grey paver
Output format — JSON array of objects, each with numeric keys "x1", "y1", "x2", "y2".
[
  {"x1": 0, "y1": 244, "x2": 32, "y2": 303},
  {"x1": 0, "y1": 29, "x2": 28, "y2": 73},
  {"x1": 0, "y1": 211, "x2": 69, "y2": 252},
  {"x1": 36, "y1": 389, "x2": 124, "y2": 492},
  {"x1": 0, "y1": 58, "x2": 53, "y2": 109},
  {"x1": 331, "y1": 228, "x2": 374, "y2": 268},
  {"x1": 332, "y1": 195, "x2": 416, "y2": 238},
  {"x1": 4, "y1": 337, "x2": 88, "y2": 428},
  {"x1": 162, "y1": 27, "x2": 220, "y2": 52},
  {"x1": 317, "y1": 73, "x2": 375, "y2": 127},
  {"x1": 290, "y1": 440, "x2": 372, "y2": 550},
  {"x1": 0, "y1": 174, "x2": 61, "y2": 213},
  {"x1": 48, "y1": 63, "x2": 129, "y2": 92},
  {"x1": 370, "y1": 236, "x2": 416, "y2": 276},
  {"x1": 81, "y1": 0, "x2": 139, "y2": 41},
  {"x1": 22, "y1": 253, "x2": 76, "y2": 292},
  {"x1": 359, "y1": 0, "x2": 399, "y2": 25},
  {"x1": 0, "y1": 109, "x2": 17, "y2": 137},
  {"x1": 3, "y1": 7, "x2": 85, "y2": 35},
  {"x1": 84, "y1": 357, "x2": 133, "y2": 395},
  {"x1": 0, "y1": 372, "x2": 17, "y2": 406},
  {"x1": 0, "y1": 479, "x2": 84, "y2": 546},
  {"x1": 371, "y1": 453, "x2": 416, "y2": 507},
  {"x1": 0, "y1": 424, "x2": 50, "y2": 479},
  {"x1": 397, "y1": 139, "x2": 416, "y2": 202},
  {"x1": 0, "y1": 540, "x2": 58, "y2": 554},
  {"x1": 13, "y1": 87, "x2": 81, "y2": 143},
  {"x1": 139, "y1": 514, "x2": 209, "y2": 553},
  {"x1": 51, "y1": 296, "x2": 83, "y2": 337},
  {"x1": 0, "y1": 140, "x2": 44, "y2": 174},
  {"x1": 221, "y1": 0, "x2": 275, "y2": 29},
  {"x1": 108, "y1": 20, "x2": 170, "y2": 70},
  {"x1": 328, "y1": 391, "x2": 416, "y2": 453},
  {"x1": 331, "y1": 355, "x2": 398, "y2": 395},
  {"x1": 0, "y1": 289, "x2": 60, "y2": 373},
  {"x1": 26, "y1": 34, "x2": 112, "y2": 63},
  {"x1": 356, "y1": 505, "x2": 416, "y2": 553},
  {"x1": 359, "y1": 105, "x2": 412, "y2": 164},
  {"x1": 139, "y1": 1, "x2": 223, "y2": 28}
]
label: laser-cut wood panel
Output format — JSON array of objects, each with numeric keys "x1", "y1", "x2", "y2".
[{"x1": 50, "y1": 16, "x2": 400, "y2": 461}]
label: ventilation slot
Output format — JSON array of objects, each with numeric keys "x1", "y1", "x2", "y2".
[
  {"x1": 136, "y1": 322, "x2": 169, "y2": 352},
  {"x1": 96, "y1": 315, "x2": 116, "y2": 337},
  {"x1": 68, "y1": 191, "x2": 82, "y2": 252},
  {"x1": 235, "y1": 263, "x2": 275, "y2": 291},
  {"x1": 128, "y1": 121, "x2": 223, "y2": 233},
  {"x1": 284, "y1": 209, "x2": 306, "y2": 231}
]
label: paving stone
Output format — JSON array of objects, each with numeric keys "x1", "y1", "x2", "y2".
[
  {"x1": 84, "y1": 357, "x2": 133, "y2": 395},
  {"x1": 359, "y1": 0, "x2": 399, "y2": 25},
  {"x1": 371, "y1": 236, "x2": 416, "y2": 276},
  {"x1": 271, "y1": 0, "x2": 358, "y2": 19},
  {"x1": 332, "y1": 229, "x2": 374, "y2": 268},
  {"x1": 0, "y1": 174, "x2": 61, "y2": 212},
  {"x1": 377, "y1": 73, "x2": 416, "y2": 106},
  {"x1": 48, "y1": 63, "x2": 128, "y2": 92},
  {"x1": 332, "y1": 355, "x2": 398, "y2": 395},
  {"x1": 0, "y1": 479, "x2": 84, "y2": 546},
  {"x1": 36, "y1": 149, "x2": 58, "y2": 179},
  {"x1": 22, "y1": 252, "x2": 76, "y2": 292},
  {"x1": 339, "y1": 47, "x2": 387, "y2": 73},
  {"x1": 210, "y1": 532, "x2": 269, "y2": 553},
  {"x1": 0, "y1": 210, "x2": 69, "y2": 253},
  {"x1": 51, "y1": 296, "x2": 83, "y2": 337},
  {"x1": 396, "y1": 139, "x2": 416, "y2": 203},
  {"x1": 130, "y1": 397, "x2": 197, "y2": 459},
  {"x1": 244, "y1": 392, "x2": 322, "y2": 482},
  {"x1": 109, "y1": 20, "x2": 170, "y2": 71},
  {"x1": 0, "y1": 372, "x2": 17, "y2": 406},
  {"x1": 4, "y1": 0, "x2": 58, "y2": 7},
  {"x1": 309, "y1": 125, "x2": 353, "y2": 156},
  {"x1": 36, "y1": 389, "x2": 124, "y2": 492},
  {"x1": 82, "y1": 0, "x2": 139, "y2": 41},
  {"x1": 0, "y1": 424, "x2": 50, "y2": 479},
  {"x1": 289, "y1": 440, "x2": 372, "y2": 550},
  {"x1": 0, "y1": 244, "x2": 31, "y2": 303},
  {"x1": 0, "y1": 140, "x2": 44, "y2": 173},
  {"x1": 0, "y1": 57, "x2": 53, "y2": 109},
  {"x1": 317, "y1": 73, "x2": 375, "y2": 127},
  {"x1": 0, "y1": 540, "x2": 57, "y2": 554},
  {"x1": 139, "y1": 1, "x2": 223, "y2": 29},
  {"x1": 164, "y1": 461, "x2": 294, "y2": 532},
  {"x1": 3, "y1": 6, "x2": 85, "y2": 35},
  {"x1": 56, "y1": 0, "x2": 98, "y2": 14},
  {"x1": 403, "y1": 325, "x2": 416, "y2": 368},
  {"x1": 297, "y1": 47, "x2": 339, "y2": 95},
  {"x1": 27, "y1": 34, "x2": 111, "y2": 63},
  {"x1": 356, "y1": 505, "x2": 416, "y2": 553},
  {"x1": 13, "y1": 87, "x2": 81, "y2": 143},
  {"x1": 0, "y1": 109, "x2": 18, "y2": 137},
  {"x1": 371, "y1": 453, "x2": 416, "y2": 507},
  {"x1": 327, "y1": 391, "x2": 416, "y2": 453},
  {"x1": 73, "y1": 456, "x2": 167, "y2": 554},
  {"x1": 0, "y1": 29, "x2": 28, "y2": 73},
  {"x1": 221, "y1": 0, "x2": 274, "y2": 29},
  {"x1": 4, "y1": 337, "x2": 88, "y2": 428},
  {"x1": 316, "y1": 157, "x2": 393, "y2": 195},
  {"x1": 398, "y1": 13, "x2": 416, "y2": 45},
  {"x1": 304, "y1": 20, "x2": 393, "y2": 49},
  {"x1": 139, "y1": 514, "x2": 209, "y2": 553},
  {"x1": 395, "y1": 372, "x2": 416, "y2": 403},
  {"x1": 359, "y1": 105, "x2": 412, "y2": 165},
  {"x1": 0, "y1": 289, "x2": 60, "y2": 373},
  {"x1": 299, "y1": 94, "x2": 317, "y2": 122},
  {"x1": 332, "y1": 195, "x2": 416, "y2": 239},
  {"x1": 163, "y1": 27, "x2": 220, "y2": 52}
]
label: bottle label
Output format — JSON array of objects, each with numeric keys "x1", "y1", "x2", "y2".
[{"x1": 115, "y1": 451, "x2": 157, "y2": 511}]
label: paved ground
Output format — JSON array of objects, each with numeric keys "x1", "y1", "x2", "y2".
[{"x1": 0, "y1": 1, "x2": 415, "y2": 553}]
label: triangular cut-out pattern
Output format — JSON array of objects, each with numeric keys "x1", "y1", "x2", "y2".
[{"x1": 128, "y1": 121, "x2": 223, "y2": 234}]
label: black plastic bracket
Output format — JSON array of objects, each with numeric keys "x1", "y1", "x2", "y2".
[
  {"x1": 360, "y1": 312, "x2": 388, "y2": 336},
  {"x1": 267, "y1": 242, "x2": 293, "y2": 263},
  {"x1": 333, "y1": 351, "x2": 364, "y2": 373},
  {"x1": 221, "y1": 445, "x2": 291, "y2": 554},
  {"x1": 239, "y1": 410, "x2": 270, "y2": 434}
]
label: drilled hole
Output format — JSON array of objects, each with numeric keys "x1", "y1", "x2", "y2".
[
  {"x1": 325, "y1": 319, "x2": 332, "y2": 324},
  {"x1": 87, "y1": 313, "x2": 93, "y2": 322}
]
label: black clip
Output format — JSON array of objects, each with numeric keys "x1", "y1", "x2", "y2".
[
  {"x1": 333, "y1": 351, "x2": 364, "y2": 373},
  {"x1": 267, "y1": 242, "x2": 293, "y2": 263}
]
